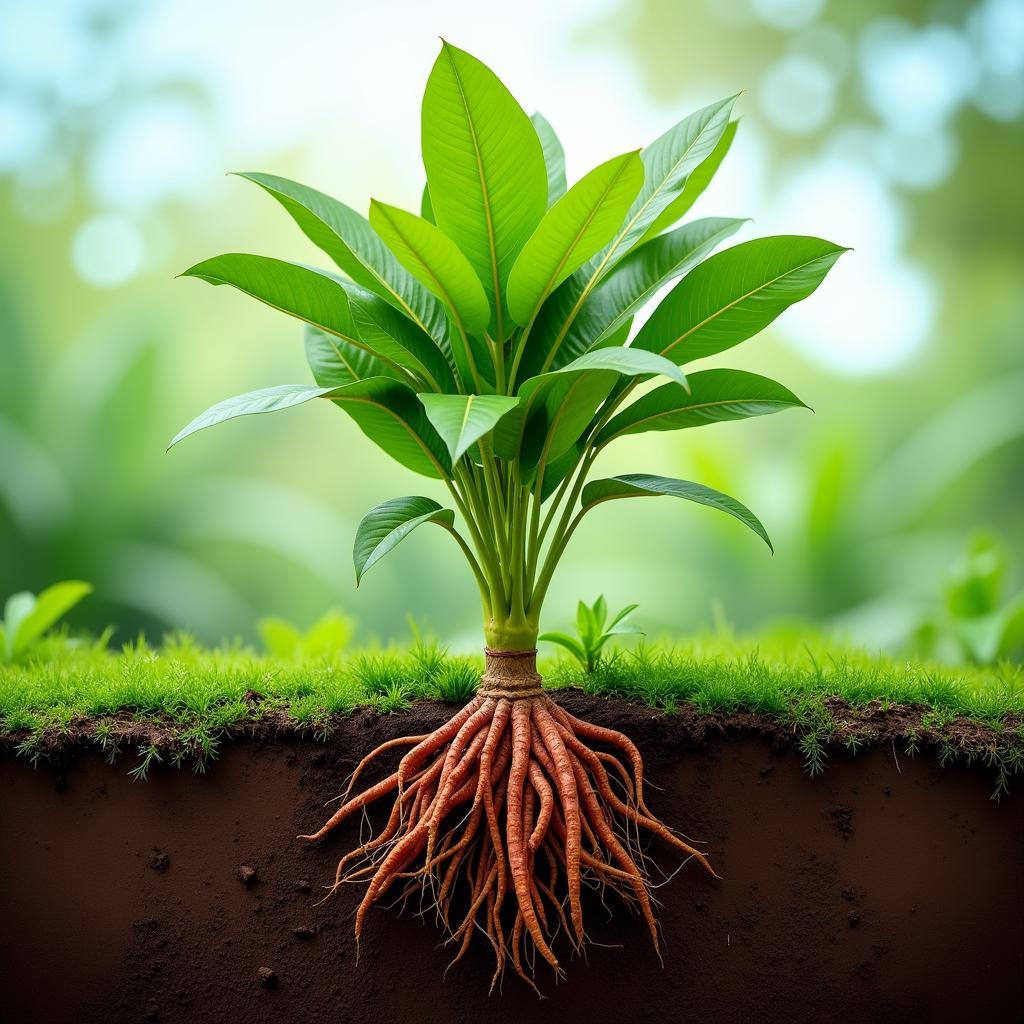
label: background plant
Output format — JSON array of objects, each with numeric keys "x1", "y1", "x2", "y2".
[
  {"x1": 914, "y1": 532, "x2": 1024, "y2": 665},
  {"x1": 1, "y1": 581, "x2": 92, "y2": 664}
]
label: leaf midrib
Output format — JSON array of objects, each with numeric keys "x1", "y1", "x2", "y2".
[
  {"x1": 600, "y1": 395, "x2": 797, "y2": 444},
  {"x1": 445, "y1": 46, "x2": 504, "y2": 340},
  {"x1": 540, "y1": 108, "x2": 731, "y2": 373},
  {"x1": 259, "y1": 179, "x2": 437, "y2": 341},
  {"x1": 376, "y1": 205, "x2": 468, "y2": 336},
  {"x1": 524, "y1": 156, "x2": 637, "y2": 324},
  {"x1": 659, "y1": 251, "x2": 837, "y2": 360}
]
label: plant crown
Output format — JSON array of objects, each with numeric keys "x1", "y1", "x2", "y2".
[{"x1": 171, "y1": 42, "x2": 846, "y2": 649}]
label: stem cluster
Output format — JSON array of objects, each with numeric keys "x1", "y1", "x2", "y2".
[{"x1": 437, "y1": 328, "x2": 637, "y2": 650}]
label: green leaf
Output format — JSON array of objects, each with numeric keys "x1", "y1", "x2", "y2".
[
  {"x1": 421, "y1": 185, "x2": 435, "y2": 224},
  {"x1": 596, "y1": 368, "x2": 807, "y2": 446},
  {"x1": 584, "y1": 95, "x2": 739, "y2": 276},
  {"x1": 168, "y1": 385, "x2": 337, "y2": 449},
  {"x1": 608, "y1": 602, "x2": 640, "y2": 630},
  {"x1": 422, "y1": 41, "x2": 547, "y2": 337},
  {"x1": 179, "y1": 254, "x2": 443, "y2": 388},
  {"x1": 169, "y1": 378, "x2": 451, "y2": 478},
  {"x1": 418, "y1": 393, "x2": 520, "y2": 463},
  {"x1": 577, "y1": 599, "x2": 600, "y2": 647},
  {"x1": 3, "y1": 591, "x2": 35, "y2": 661},
  {"x1": 329, "y1": 378, "x2": 452, "y2": 478},
  {"x1": 552, "y1": 217, "x2": 746, "y2": 366},
  {"x1": 639, "y1": 120, "x2": 738, "y2": 243},
  {"x1": 538, "y1": 631, "x2": 587, "y2": 665},
  {"x1": 581, "y1": 473, "x2": 772, "y2": 551},
  {"x1": 234, "y1": 171, "x2": 447, "y2": 343},
  {"x1": 507, "y1": 150, "x2": 644, "y2": 326},
  {"x1": 369, "y1": 200, "x2": 491, "y2": 334},
  {"x1": 632, "y1": 236, "x2": 848, "y2": 365},
  {"x1": 604, "y1": 620, "x2": 644, "y2": 638},
  {"x1": 12, "y1": 581, "x2": 93, "y2": 658},
  {"x1": 353, "y1": 496, "x2": 455, "y2": 584},
  {"x1": 494, "y1": 348, "x2": 688, "y2": 467},
  {"x1": 531, "y1": 112, "x2": 566, "y2": 206},
  {"x1": 537, "y1": 443, "x2": 582, "y2": 502},
  {"x1": 346, "y1": 286, "x2": 457, "y2": 393},
  {"x1": 304, "y1": 326, "x2": 399, "y2": 388},
  {"x1": 515, "y1": 97, "x2": 739, "y2": 379}
]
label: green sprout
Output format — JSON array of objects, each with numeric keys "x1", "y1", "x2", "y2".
[{"x1": 540, "y1": 596, "x2": 643, "y2": 673}]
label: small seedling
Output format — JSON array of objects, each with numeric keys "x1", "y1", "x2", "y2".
[
  {"x1": 1, "y1": 581, "x2": 92, "y2": 663},
  {"x1": 540, "y1": 596, "x2": 643, "y2": 673}
]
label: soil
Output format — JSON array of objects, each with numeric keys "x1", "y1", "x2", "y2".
[{"x1": 1, "y1": 694, "x2": 1021, "y2": 1024}]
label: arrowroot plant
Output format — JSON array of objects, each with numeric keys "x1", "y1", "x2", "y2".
[{"x1": 170, "y1": 42, "x2": 844, "y2": 988}]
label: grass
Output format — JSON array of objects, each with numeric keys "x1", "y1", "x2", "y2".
[{"x1": 1, "y1": 627, "x2": 1021, "y2": 795}]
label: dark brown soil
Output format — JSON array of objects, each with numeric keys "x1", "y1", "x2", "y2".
[{"x1": 1, "y1": 695, "x2": 1021, "y2": 1024}]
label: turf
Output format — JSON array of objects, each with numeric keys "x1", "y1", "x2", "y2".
[{"x1": 1, "y1": 629, "x2": 1021, "y2": 793}]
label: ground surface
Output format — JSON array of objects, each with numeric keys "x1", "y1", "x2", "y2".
[{"x1": 2, "y1": 694, "x2": 1021, "y2": 1024}]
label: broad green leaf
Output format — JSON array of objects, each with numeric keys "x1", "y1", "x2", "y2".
[
  {"x1": 169, "y1": 378, "x2": 450, "y2": 477},
  {"x1": 421, "y1": 185, "x2": 435, "y2": 224},
  {"x1": 354, "y1": 496, "x2": 455, "y2": 584},
  {"x1": 12, "y1": 581, "x2": 93, "y2": 657},
  {"x1": 554, "y1": 217, "x2": 746, "y2": 365},
  {"x1": 518, "y1": 371, "x2": 617, "y2": 473},
  {"x1": 583, "y1": 95, "x2": 739, "y2": 278},
  {"x1": 632, "y1": 236, "x2": 848, "y2": 365},
  {"x1": 507, "y1": 150, "x2": 644, "y2": 327},
  {"x1": 180, "y1": 254, "x2": 439, "y2": 387},
  {"x1": 538, "y1": 630, "x2": 587, "y2": 664},
  {"x1": 234, "y1": 171, "x2": 447, "y2": 343},
  {"x1": 494, "y1": 348, "x2": 688, "y2": 467},
  {"x1": 344, "y1": 284, "x2": 456, "y2": 393},
  {"x1": 369, "y1": 200, "x2": 490, "y2": 334},
  {"x1": 422, "y1": 41, "x2": 547, "y2": 337},
  {"x1": 639, "y1": 120, "x2": 738, "y2": 243},
  {"x1": 596, "y1": 368, "x2": 807, "y2": 446},
  {"x1": 3, "y1": 591, "x2": 35, "y2": 660},
  {"x1": 169, "y1": 385, "x2": 337, "y2": 449},
  {"x1": 531, "y1": 112, "x2": 566, "y2": 206},
  {"x1": 581, "y1": 473, "x2": 772, "y2": 551},
  {"x1": 304, "y1": 326, "x2": 399, "y2": 388},
  {"x1": 329, "y1": 378, "x2": 452, "y2": 478},
  {"x1": 516, "y1": 97, "x2": 738, "y2": 379},
  {"x1": 418, "y1": 393, "x2": 520, "y2": 462}
]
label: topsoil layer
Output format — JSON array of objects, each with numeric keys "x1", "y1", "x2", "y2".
[{"x1": 1, "y1": 694, "x2": 1021, "y2": 1024}]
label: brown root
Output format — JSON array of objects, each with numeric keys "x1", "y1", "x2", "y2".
[{"x1": 301, "y1": 651, "x2": 714, "y2": 988}]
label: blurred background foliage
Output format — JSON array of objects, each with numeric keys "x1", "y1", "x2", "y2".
[{"x1": 0, "y1": 0, "x2": 1021, "y2": 657}]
